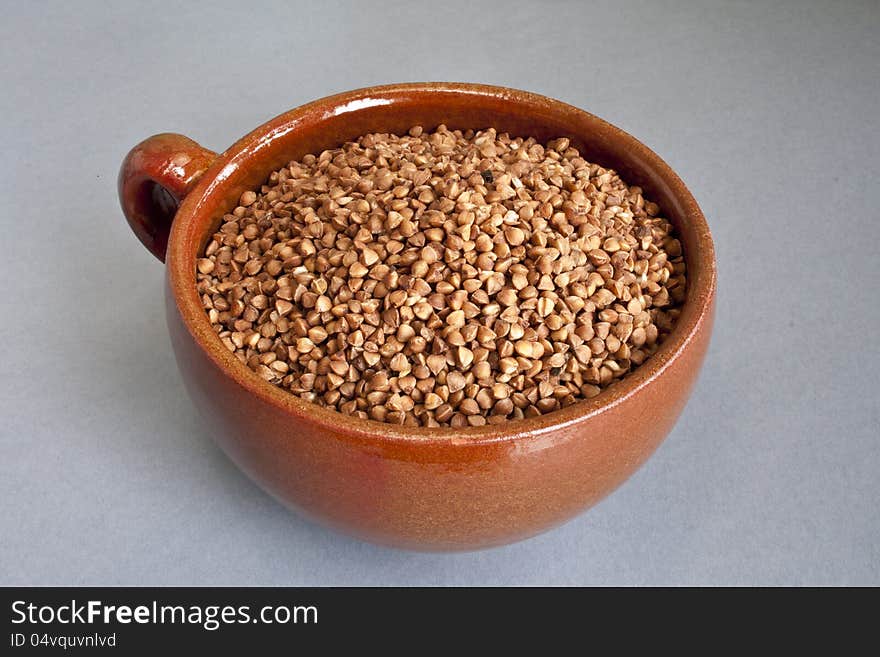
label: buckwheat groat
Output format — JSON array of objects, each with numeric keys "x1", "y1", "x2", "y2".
[{"x1": 197, "y1": 125, "x2": 686, "y2": 427}]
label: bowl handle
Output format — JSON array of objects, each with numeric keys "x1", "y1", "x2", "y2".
[{"x1": 118, "y1": 133, "x2": 218, "y2": 262}]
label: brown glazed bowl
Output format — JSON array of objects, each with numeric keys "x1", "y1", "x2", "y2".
[{"x1": 119, "y1": 83, "x2": 716, "y2": 550}]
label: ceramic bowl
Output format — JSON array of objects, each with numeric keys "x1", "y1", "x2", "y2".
[{"x1": 118, "y1": 83, "x2": 716, "y2": 550}]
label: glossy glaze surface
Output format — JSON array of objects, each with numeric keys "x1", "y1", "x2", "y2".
[
  {"x1": 119, "y1": 133, "x2": 217, "y2": 261},
  {"x1": 120, "y1": 83, "x2": 716, "y2": 550}
]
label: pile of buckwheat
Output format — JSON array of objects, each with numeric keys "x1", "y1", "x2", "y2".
[{"x1": 197, "y1": 125, "x2": 686, "y2": 427}]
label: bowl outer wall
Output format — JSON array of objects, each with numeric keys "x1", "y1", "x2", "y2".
[{"x1": 163, "y1": 83, "x2": 716, "y2": 550}]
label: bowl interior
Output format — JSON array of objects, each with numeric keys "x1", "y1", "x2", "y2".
[{"x1": 168, "y1": 83, "x2": 715, "y2": 441}]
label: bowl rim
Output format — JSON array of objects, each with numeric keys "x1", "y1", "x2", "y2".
[{"x1": 166, "y1": 82, "x2": 716, "y2": 445}]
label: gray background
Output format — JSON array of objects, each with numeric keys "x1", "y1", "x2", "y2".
[{"x1": 1, "y1": 0, "x2": 877, "y2": 586}]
